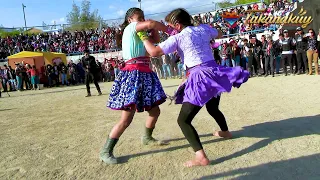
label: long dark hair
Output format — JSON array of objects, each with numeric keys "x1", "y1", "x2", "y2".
[
  {"x1": 308, "y1": 28, "x2": 316, "y2": 38},
  {"x1": 165, "y1": 8, "x2": 194, "y2": 27},
  {"x1": 121, "y1": 8, "x2": 144, "y2": 31}
]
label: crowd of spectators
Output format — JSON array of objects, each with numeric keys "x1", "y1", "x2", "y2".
[
  {"x1": 0, "y1": 27, "x2": 122, "y2": 59},
  {"x1": 1, "y1": 28, "x2": 319, "y2": 95},
  {"x1": 192, "y1": 0, "x2": 297, "y2": 37},
  {"x1": 0, "y1": 0, "x2": 300, "y2": 60},
  {"x1": 0, "y1": 56, "x2": 124, "y2": 93}
]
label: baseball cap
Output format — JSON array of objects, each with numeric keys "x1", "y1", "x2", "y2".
[
  {"x1": 296, "y1": 27, "x2": 302, "y2": 31},
  {"x1": 249, "y1": 34, "x2": 256, "y2": 39},
  {"x1": 283, "y1": 29, "x2": 288, "y2": 33}
]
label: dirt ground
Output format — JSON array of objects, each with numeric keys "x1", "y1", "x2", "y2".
[{"x1": 0, "y1": 75, "x2": 320, "y2": 180}]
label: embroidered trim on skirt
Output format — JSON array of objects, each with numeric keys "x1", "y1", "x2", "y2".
[
  {"x1": 171, "y1": 60, "x2": 249, "y2": 106},
  {"x1": 107, "y1": 57, "x2": 167, "y2": 112}
]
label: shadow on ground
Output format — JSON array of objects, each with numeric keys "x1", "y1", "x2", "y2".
[
  {"x1": 4, "y1": 87, "x2": 111, "y2": 98},
  {"x1": 120, "y1": 114, "x2": 320, "y2": 176},
  {"x1": 162, "y1": 85, "x2": 179, "y2": 88},
  {"x1": 0, "y1": 108, "x2": 15, "y2": 112},
  {"x1": 118, "y1": 136, "x2": 227, "y2": 164},
  {"x1": 209, "y1": 114, "x2": 320, "y2": 166},
  {"x1": 199, "y1": 153, "x2": 320, "y2": 179},
  {"x1": 198, "y1": 114, "x2": 320, "y2": 179},
  {"x1": 6, "y1": 84, "x2": 179, "y2": 98}
]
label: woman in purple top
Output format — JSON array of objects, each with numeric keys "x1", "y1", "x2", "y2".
[{"x1": 141, "y1": 8, "x2": 249, "y2": 167}]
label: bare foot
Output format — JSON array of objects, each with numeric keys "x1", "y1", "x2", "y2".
[
  {"x1": 214, "y1": 131, "x2": 232, "y2": 138},
  {"x1": 183, "y1": 158, "x2": 210, "y2": 167}
]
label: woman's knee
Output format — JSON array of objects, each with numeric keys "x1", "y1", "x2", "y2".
[
  {"x1": 206, "y1": 106, "x2": 219, "y2": 115},
  {"x1": 148, "y1": 106, "x2": 160, "y2": 117},
  {"x1": 205, "y1": 99, "x2": 220, "y2": 114},
  {"x1": 177, "y1": 104, "x2": 196, "y2": 127},
  {"x1": 118, "y1": 118, "x2": 133, "y2": 129},
  {"x1": 119, "y1": 109, "x2": 135, "y2": 128},
  {"x1": 177, "y1": 116, "x2": 187, "y2": 128}
]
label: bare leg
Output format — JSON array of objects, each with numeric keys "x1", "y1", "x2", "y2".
[
  {"x1": 109, "y1": 108, "x2": 136, "y2": 138},
  {"x1": 145, "y1": 106, "x2": 160, "y2": 128},
  {"x1": 100, "y1": 108, "x2": 136, "y2": 164}
]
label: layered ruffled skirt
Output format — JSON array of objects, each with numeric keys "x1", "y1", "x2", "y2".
[
  {"x1": 173, "y1": 61, "x2": 249, "y2": 106},
  {"x1": 107, "y1": 57, "x2": 167, "y2": 112}
]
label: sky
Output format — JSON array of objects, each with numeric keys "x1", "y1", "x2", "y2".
[{"x1": 0, "y1": 0, "x2": 221, "y2": 28}]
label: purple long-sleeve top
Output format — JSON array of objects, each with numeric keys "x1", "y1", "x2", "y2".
[{"x1": 158, "y1": 24, "x2": 218, "y2": 68}]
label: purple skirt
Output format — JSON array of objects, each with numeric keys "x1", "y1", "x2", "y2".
[{"x1": 173, "y1": 61, "x2": 249, "y2": 106}]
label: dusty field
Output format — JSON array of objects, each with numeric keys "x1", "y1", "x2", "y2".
[{"x1": 0, "y1": 75, "x2": 320, "y2": 180}]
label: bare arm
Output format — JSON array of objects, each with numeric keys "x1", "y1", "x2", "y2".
[
  {"x1": 149, "y1": 29, "x2": 161, "y2": 44},
  {"x1": 143, "y1": 40, "x2": 164, "y2": 57},
  {"x1": 142, "y1": 31, "x2": 178, "y2": 57},
  {"x1": 136, "y1": 20, "x2": 168, "y2": 32}
]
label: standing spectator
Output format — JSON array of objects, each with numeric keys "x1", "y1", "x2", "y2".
[
  {"x1": 106, "y1": 62, "x2": 114, "y2": 82},
  {"x1": 68, "y1": 61, "x2": 78, "y2": 85},
  {"x1": 101, "y1": 59, "x2": 108, "y2": 82},
  {"x1": 169, "y1": 53, "x2": 178, "y2": 78},
  {"x1": 260, "y1": 35, "x2": 268, "y2": 75},
  {"x1": 274, "y1": 34, "x2": 283, "y2": 74},
  {"x1": 241, "y1": 39, "x2": 249, "y2": 70},
  {"x1": 113, "y1": 57, "x2": 120, "y2": 78},
  {"x1": 247, "y1": 35, "x2": 258, "y2": 76},
  {"x1": 252, "y1": 36, "x2": 263, "y2": 76},
  {"x1": 53, "y1": 62, "x2": 60, "y2": 86},
  {"x1": 95, "y1": 59, "x2": 103, "y2": 81},
  {"x1": 280, "y1": 30, "x2": 296, "y2": 76},
  {"x1": 28, "y1": 65, "x2": 40, "y2": 90},
  {"x1": 264, "y1": 37, "x2": 276, "y2": 77},
  {"x1": 60, "y1": 62, "x2": 69, "y2": 86},
  {"x1": 82, "y1": 49, "x2": 102, "y2": 97},
  {"x1": 15, "y1": 63, "x2": 23, "y2": 91},
  {"x1": 7, "y1": 66, "x2": 16, "y2": 91},
  {"x1": 76, "y1": 61, "x2": 85, "y2": 84},
  {"x1": 151, "y1": 56, "x2": 163, "y2": 79},
  {"x1": 162, "y1": 54, "x2": 172, "y2": 79},
  {"x1": 0, "y1": 65, "x2": 9, "y2": 92},
  {"x1": 25, "y1": 64, "x2": 32, "y2": 90},
  {"x1": 46, "y1": 64, "x2": 54, "y2": 87},
  {"x1": 295, "y1": 27, "x2": 308, "y2": 74},
  {"x1": 176, "y1": 55, "x2": 184, "y2": 79},
  {"x1": 220, "y1": 42, "x2": 232, "y2": 67},
  {"x1": 231, "y1": 43, "x2": 241, "y2": 67},
  {"x1": 306, "y1": 29, "x2": 319, "y2": 75}
]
